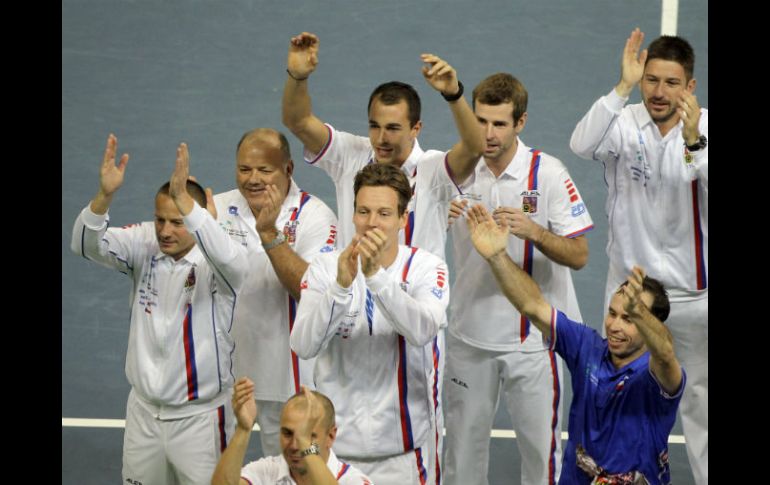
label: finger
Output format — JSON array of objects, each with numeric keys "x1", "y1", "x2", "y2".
[
  {"x1": 358, "y1": 234, "x2": 380, "y2": 254},
  {"x1": 368, "y1": 228, "x2": 387, "y2": 245},
  {"x1": 341, "y1": 234, "x2": 360, "y2": 259},
  {"x1": 428, "y1": 60, "x2": 447, "y2": 76},
  {"x1": 265, "y1": 184, "x2": 280, "y2": 209},
  {"x1": 638, "y1": 48, "x2": 648, "y2": 65},
  {"x1": 435, "y1": 64, "x2": 453, "y2": 77},
  {"x1": 117, "y1": 153, "x2": 129, "y2": 172},
  {"x1": 102, "y1": 134, "x2": 118, "y2": 167}
]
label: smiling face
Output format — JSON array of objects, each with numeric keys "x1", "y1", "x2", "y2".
[
  {"x1": 368, "y1": 98, "x2": 422, "y2": 166},
  {"x1": 640, "y1": 58, "x2": 696, "y2": 132},
  {"x1": 154, "y1": 193, "x2": 196, "y2": 260},
  {"x1": 604, "y1": 291, "x2": 655, "y2": 367},
  {"x1": 280, "y1": 399, "x2": 336, "y2": 478},
  {"x1": 353, "y1": 185, "x2": 407, "y2": 259},
  {"x1": 236, "y1": 135, "x2": 293, "y2": 215}
]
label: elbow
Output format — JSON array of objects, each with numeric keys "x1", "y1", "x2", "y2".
[
  {"x1": 405, "y1": 318, "x2": 441, "y2": 347},
  {"x1": 281, "y1": 112, "x2": 297, "y2": 131},
  {"x1": 519, "y1": 302, "x2": 541, "y2": 323},
  {"x1": 568, "y1": 251, "x2": 589, "y2": 271},
  {"x1": 281, "y1": 111, "x2": 305, "y2": 135},
  {"x1": 468, "y1": 139, "x2": 485, "y2": 159},
  {"x1": 566, "y1": 237, "x2": 589, "y2": 270},
  {"x1": 569, "y1": 134, "x2": 590, "y2": 159},
  {"x1": 289, "y1": 333, "x2": 316, "y2": 360}
]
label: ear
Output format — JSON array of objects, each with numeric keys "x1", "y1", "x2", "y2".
[
  {"x1": 514, "y1": 112, "x2": 528, "y2": 134},
  {"x1": 398, "y1": 209, "x2": 409, "y2": 231},
  {"x1": 286, "y1": 159, "x2": 294, "y2": 177},
  {"x1": 327, "y1": 425, "x2": 337, "y2": 447},
  {"x1": 410, "y1": 120, "x2": 423, "y2": 138},
  {"x1": 686, "y1": 77, "x2": 697, "y2": 93}
]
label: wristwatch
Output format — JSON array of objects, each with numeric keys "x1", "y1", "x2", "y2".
[
  {"x1": 300, "y1": 442, "x2": 320, "y2": 457},
  {"x1": 685, "y1": 134, "x2": 707, "y2": 152},
  {"x1": 262, "y1": 231, "x2": 286, "y2": 250}
]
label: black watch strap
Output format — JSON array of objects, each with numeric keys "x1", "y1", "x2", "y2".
[
  {"x1": 441, "y1": 81, "x2": 464, "y2": 102},
  {"x1": 686, "y1": 134, "x2": 707, "y2": 152}
]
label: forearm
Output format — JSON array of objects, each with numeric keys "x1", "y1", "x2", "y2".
[
  {"x1": 71, "y1": 205, "x2": 135, "y2": 274},
  {"x1": 486, "y1": 251, "x2": 551, "y2": 337},
  {"x1": 367, "y1": 269, "x2": 444, "y2": 347},
  {"x1": 290, "y1": 436, "x2": 337, "y2": 485},
  {"x1": 211, "y1": 426, "x2": 251, "y2": 485},
  {"x1": 186, "y1": 203, "x2": 247, "y2": 289},
  {"x1": 446, "y1": 97, "x2": 484, "y2": 183},
  {"x1": 531, "y1": 230, "x2": 588, "y2": 270},
  {"x1": 282, "y1": 76, "x2": 313, "y2": 133},
  {"x1": 291, "y1": 283, "x2": 351, "y2": 359},
  {"x1": 631, "y1": 305, "x2": 677, "y2": 367},
  {"x1": 570, "y1": 90, "x2": 625, "y2": 160},
  {"x1": 89, "y1": 190, "x2": 114, "y2": 215},
  {"x1": 260, "y1": 229, "x2": 309, "y2": 299},
  {"x1": 630, "y1": 304, "x2": 682, "y2": 394}
]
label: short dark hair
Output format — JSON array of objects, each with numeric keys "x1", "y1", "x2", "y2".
[
  {"x1": 236, "y1": 128, "x2": 292, "y2": 163},
  {"x1": 646, "y1": 36, "x2": 695, "y2": 80},
  {"x1": 353, "y1": 163, "x2": 411, "y2": 216},
  {"x1": 367, "y1": 81, "x2": 421, "y2": 128},
  {"x1": 472, "y1": 73, "x2": 528, "y2": 123},
  {"x1": 286, "y1": 390, "x2": 336, "y2": 431},
  {"x1": 156, "y1": 180, "x2": 207, "y2": 208},
  {"x1": 618, "y1": 276, "x2": 670, "y2": 322}
]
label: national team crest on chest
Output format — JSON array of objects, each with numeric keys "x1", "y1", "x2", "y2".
[
  {"x1": 284, "y1": 219, "x2": 298, "y2": 245},
  {"x1": 520, "y1": 190, "x2": 540, "y2": 214},
  {"x1": 285, "y1": 191, "x2": 312, "y2": 246},
  {"x1": 184, "y1": 267, "x2": 196, "y2": 293}
]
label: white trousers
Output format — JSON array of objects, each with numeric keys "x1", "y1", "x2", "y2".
[
  {"x1": 443, "y1": 333, "x2": 563, "y2": 485},
  {"x1": 122, "y1": 389, "x2": 235, "y2": 485},
  {"x1": 255, "y1": 400, "x2": 284, "y2": 457},
  {"x1": 343, "y1": 446, "x2": 432, "y2": 485}
]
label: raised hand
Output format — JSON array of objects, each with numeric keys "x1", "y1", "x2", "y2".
[
  {"x1": 98, "y1": 134, "x2": 129, "y2": 197},
  {"x1": 336, "y1": 235, "x2": 361, "y2": 288},
  {"x1": 620, "y1": 265, "x2": 647, "y2": 316},
  {"x1": 255, "y1": 184, "x2": 287, "y2": 235},
  {"x1": 617, "y1": 28, "x2": 647, "y2": 97},
  {"x1": 421, "y1": 53, "x2": 460, "y2": 96},
  {"x1": 466, "y1": 204, "x2": 509, "y2": 260},
  {"x1": 295, "y1": 385, "x2": 322, "y2": 444},
  {"x1": 232, "y1": 377, "x2": 258, "y2": 432},
  {"x1": 678, "y1": 90, "x2": 702, "y2": 146},
  {"x1": 204, "y1": 187, "x2": 217, "y2": 219},
  {"x1": 358, "y1": 228, "x2": 387, "y2": 278},
  {"x1": 287, "y1": 32, "x2": 320, "y2": 80},
  {"x1": 169, "y1": 143, "x2": 195, "y2": 216}
]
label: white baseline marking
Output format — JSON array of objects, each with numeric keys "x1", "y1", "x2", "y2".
[
  {"x1": 661, "y1": 0, "x2": 679, "y2": 36},
  {"x1": 62, "y1": 418, "x2": 686, "y2": 444}
]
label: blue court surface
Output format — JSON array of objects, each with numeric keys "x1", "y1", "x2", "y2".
[{"x1": 63, "y1": 1, "x2": 707, "y2": 483}]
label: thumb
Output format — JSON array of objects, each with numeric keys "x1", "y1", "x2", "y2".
[{"x1": 205, "y1": 188, "x2": 217, "y2": 219}]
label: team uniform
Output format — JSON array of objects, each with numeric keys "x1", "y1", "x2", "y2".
[
  {"x1": 546, "y1": 308, "x2": 685, "y2": 484},
  {"x1": 290, "y1": 245, "x2": 449, "y2": 485},
  {"x1": 71, "y1": 202, "x2": 247, "y2": 485},
  {"x1": 570, "y1": 89, "x2": 708, "y2": 484},
  {"x1": 214, "y1": 181, "x2": 337, "y2": 456},
  {"x1": 240, "y1": 449, "x2": 373, "y2": 485},
  {"x1": 304, "y1": 123, "x2": 461, "y2": 259},
  {"x1": 304, "y1": 123, "x2": 461, "y2": 483},
  {"x1": 444, "y1": 139, "x2": 594, "y2": 485}
]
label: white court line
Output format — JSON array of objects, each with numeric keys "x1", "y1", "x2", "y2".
[
  {"x1": 62, "y1": 418, "x2": 686, "y2": 444},
  {"x1": 661, "y1": 0, "x2": 679, "y2": 36}
]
